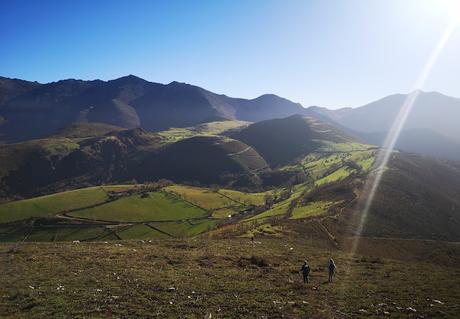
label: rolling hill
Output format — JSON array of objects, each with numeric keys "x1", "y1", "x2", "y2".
[
  {"x1": 2, "y1": 145, "x2": 460, "y2": 243},
  {"x1": 232, "y1": 115, "x2": 361, "y2": 166},
  {"x1": 0, "y1": 111, "x2": 459, "y2": 247},
  {"x1": 335, "y1": 153, "x2": 460, "y2": 241},
  {"x1": 0, "y1": 120, "x2": 266, "y2": 197},
  {"x1": 0, "y1": 126, "x2": 163, "y2": 197},
  {"x1": 0, "y1": 115, "x2": 369, "y2": 197},
  {"x1": 133, "y1": 135, "x2": 268, "y2": 185}
]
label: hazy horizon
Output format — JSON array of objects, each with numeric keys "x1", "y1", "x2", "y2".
[
  {"x1": 4, "y1": 73, "x2": 460, "y2": 110},
  {"x1": 1, "y1": 0, "x2": 460, "y2": 109}
]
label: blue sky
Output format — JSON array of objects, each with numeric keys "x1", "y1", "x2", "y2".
[{"x1": 1, "y1": 0, "x2": 459, "y2": 108}]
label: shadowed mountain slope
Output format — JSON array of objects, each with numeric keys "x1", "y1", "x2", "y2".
[
  {"x1": 0, "y1": 122, "x2": 267, "y2": 197},
  {"x1": 0, "y1": 75, "x2": 310, "y2": 143},
  {"x1": 53, "y1": 122, "x2": 124, "y2": 139},
  {"x1": 322, "y1": 153, "x2": 460, "y2": 242},
  {"x1": 134, "y1": 136, "x2": 267, "y2": 185},
  {"x1": 310, "y1": 91, "x2": 460, "y2": 159},
  {"x1": 0, "y1": 76, "x2": 41, "y2": 106},
  {"x1": 232, "y1": 115, "x2": 361, "y2": 166},
  {"x1": 361, "y1": 128, "x2": 460, "y2": 160}
]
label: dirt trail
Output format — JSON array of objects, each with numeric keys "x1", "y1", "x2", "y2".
[
  {"x1": 145, "y1": 223, "x2": 174, "y2": 237},
  {"x1": 228, "y1": 146, "x2": 251, "y2": 156},
  {"x1": 55, "y1": 213, "x2": 113, "y2": 225}
]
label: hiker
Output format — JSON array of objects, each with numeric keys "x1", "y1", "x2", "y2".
[
  {"x1": 299, "y1": 260, "x2": 310, "y2": 283},
  {"x1": 328, "y1": 259, "x2": 336, "y2": 283}
]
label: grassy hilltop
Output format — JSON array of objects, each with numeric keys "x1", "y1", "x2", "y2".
[{"x1": 1, "y1": 238, "x2": 459, "y2": 318}]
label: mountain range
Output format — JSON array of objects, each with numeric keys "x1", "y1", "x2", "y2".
[
  {"x1": 1, "y1": 75, "x2": 459, "y2": 161},
  {"x1": 0, "y1": 75, "x2": 310, "y2": 143},
  {"x1": 1, "y1": 78, "x2": 460, "y2": 242},
  {"x1": 312, "y1": 91, "x2": 460, "y2": 160}
]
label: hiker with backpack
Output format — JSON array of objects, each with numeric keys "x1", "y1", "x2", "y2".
[
  {"x1": 299, "y1": 260, "x2": 311, "y2": 283},
  {"x1": 328, "y1": 259, "x2": 337, "y2": 283}
]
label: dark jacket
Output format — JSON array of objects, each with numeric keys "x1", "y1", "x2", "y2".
[
  {"x1": 300, "y1": 264, "x2": 310, "y2": 275},
  {"x1": 328, "y1": 262, "x2": 336, "y2": 273}
]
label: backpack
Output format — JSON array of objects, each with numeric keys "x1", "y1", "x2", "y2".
[{"x1": 329, "y1": 262, "x2": 335, "y2": 272}]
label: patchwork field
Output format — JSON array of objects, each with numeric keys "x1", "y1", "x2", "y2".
[
  {"x1": 218, "y1": 189, "x2": 268, "y2": 206},
  {"x1": 280, "y1": 145, "x2": 376, "y2": 185},
  {"x1": 0, "y1": 145, "x2": 383, "y2": 244},
  {"x1": 0, "y1": 187, "x2": 109, "y2": 223},
  {"x1": 0, "y1": 184, "x2": 276, "y2": 242},
  {"x1": 165, "y1": 185, "x2": 236, "y2": 210},
  {"x1": 157, "y1": 120, "x2": 250, "y2": 145},
  {"x1": 290, "y1": 201, "x2": 336, "y2": 219},
  {"x1": 69, "y1": 192, "x2": 207, "y2": 222},
  {"x1": 244, "y1": 199, "x2": 291, "y2": 222}
]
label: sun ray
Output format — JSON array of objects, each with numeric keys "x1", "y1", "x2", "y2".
[{"x1": 337, "y1": 19, "x2": 460, "y2": 288}]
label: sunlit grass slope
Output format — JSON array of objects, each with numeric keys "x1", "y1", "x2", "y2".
[
  {"x1": 69, "y1": 192, "x2": 207, "y2": 222},
  {"x1": 1, "y1": 238, "x2": 458, "y2": 318},
  {"x1": 0, "y1": 187, "x2": 108, "y2": 223}
]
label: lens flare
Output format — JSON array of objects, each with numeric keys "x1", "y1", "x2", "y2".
[
  {"x1": 441, "y1": 0, "x2": 460, "y2": 24},
  {"x1": 348, "y1": 19, "x2": 458, "y2": 255},
  {"x1": 333, "y1": 19, "x2": 460, "y2": 298}
]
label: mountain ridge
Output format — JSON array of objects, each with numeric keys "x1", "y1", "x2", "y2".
[
  {"x1": 309, "y1": 90, "x2": 460, "y2": 160},
  {"x1": 0, "y1": 75, "x2": 311, "y2": 143},
  {"x1": 2, "y1": 75, "x2": 460, "y2": 160}
]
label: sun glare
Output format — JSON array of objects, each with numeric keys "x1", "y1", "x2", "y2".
[
  {"x1": 339, "y1": 1, "x2": 460, "y2": 275},
  {"x1": 439, "y1": 0, "x2": 460, "y2": 24},
  {"x1": 420, "y1": 0, "x2": 460, "y2": 24}
]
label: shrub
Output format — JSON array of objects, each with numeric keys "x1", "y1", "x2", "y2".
[{"x1": 238, "y1": 255, "x2": 270, "y2": 267}]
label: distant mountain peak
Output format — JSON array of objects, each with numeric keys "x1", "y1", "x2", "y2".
[
  {"x1": 253, "y1": 93, "x2": 299, "y2": 104},
  {"x1": 167, "y1": 80, "x2": 191, "y2": 87},
  {"x1": 254, "y1": 93, "x2": 279, "y2": 99},
  {"x1": 110, "y1": 74, "x2": 148, "y2": 85}
]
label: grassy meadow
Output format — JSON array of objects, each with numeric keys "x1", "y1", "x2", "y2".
[
  {"x1": 157, "y1": 120, "x2": 250, "y2": 145},
  {"x1": 0, "y1": 183, "x2": 276, "y2": 241},
  {"x1": 0, "y1": 187, "x2": 109, "y2": 223},
  {"x1": 69, "y1": 192, "x2": 207, "y2": 222},
  {"x1": 1, "y1": 238, "x2": 458, "y2": 318}
]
